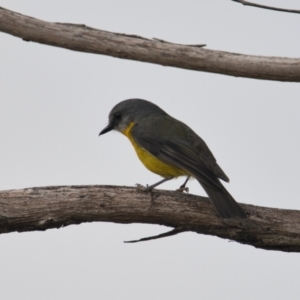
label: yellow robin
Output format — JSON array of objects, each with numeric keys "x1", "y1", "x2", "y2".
[{"x1": 99, "y1": 99, "x2": 246, "y2": 218}]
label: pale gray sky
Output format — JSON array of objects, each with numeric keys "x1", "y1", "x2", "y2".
[{"x1": 1, "y1": 1, "x2": 300, "y2": 299}]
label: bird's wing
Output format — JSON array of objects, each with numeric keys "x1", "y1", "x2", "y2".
[
  {"x1": 185, "y1": 127, "x2": 230, "y2": 182},
  {"x1": 132, "y1": 117, "x2": 228, "y2": 190}
]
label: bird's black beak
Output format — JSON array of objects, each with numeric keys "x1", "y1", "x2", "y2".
[{"x1": 99, "y1": 123, "x2": 114, "y2": 136}]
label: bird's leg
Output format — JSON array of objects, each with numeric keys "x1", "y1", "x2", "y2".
[
  {"x1": 136, "y1": 176, "x2": 174, "y2": 192},
  {"x1": 136, "y1": 177, "x2": 174, "y2": 208},
  {"x1": 176, "y1": 176, "x2": 190, "y2": 193}
]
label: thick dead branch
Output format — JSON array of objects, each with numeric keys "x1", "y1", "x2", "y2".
[
  {"x1": 0, "y1": 185, "x2": 300, "y2": 252},
  {"x1": 232, "y1": 0, "x2": 300, "y2": 14},
  {"x1": 0, "y1": 7, "x2": 300, "y2": 82}
]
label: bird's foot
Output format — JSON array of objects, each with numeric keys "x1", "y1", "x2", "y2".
[
  {"x1": 176, "y1": 186, "x2": 189, "y2": 193},
  {"x1": 176, "y1": 176, "x2": 190, "y2": 193},
  {"x1": 135, "y1": 183, "x2": 153, "y2": 192},
  {"x1": 135, "y1": 184, "x2": 159, "y2": 208}
]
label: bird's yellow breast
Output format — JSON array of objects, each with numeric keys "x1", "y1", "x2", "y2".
[{"x1": 122, "y1": 122, "x2": 187, "y2": 178}]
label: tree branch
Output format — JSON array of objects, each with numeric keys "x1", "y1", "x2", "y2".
[
  {"x1": 1, "y1": 185, "x2": 300, "y2": 252},
  {"x1": 124, "y1": 227, "x2": 187, "y2": 243},
  {"x1": 1, "y1": 7, "x2": 300, "y2": 82},
  {"x1": 232, "y1": 0, "x2": 300, "y2": 14}
]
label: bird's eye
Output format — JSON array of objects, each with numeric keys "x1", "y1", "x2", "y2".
[{"x1": 114, "y1": 113, "x2": 122, "y2": 120}]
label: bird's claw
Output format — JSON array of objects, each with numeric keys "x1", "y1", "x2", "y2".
[
  {"x1": 136, "y1": 183, "x2": 158, "y2": 208},
  {"x1": 176, "y1": 186, "x2": 189, "y2": 193},
  {"x1": 135, "y1": 183, "x2": 152, "y2": 192}
]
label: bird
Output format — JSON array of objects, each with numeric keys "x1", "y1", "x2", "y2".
[{"x1": 99, "y1": 98, "x2": 246, "y2": 218}]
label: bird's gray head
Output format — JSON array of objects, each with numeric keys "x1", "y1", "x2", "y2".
[{"x1": 99, "y1": 98, "x2": 166, "y2": 135}]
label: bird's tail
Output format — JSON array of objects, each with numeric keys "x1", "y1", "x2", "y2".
[{"x1": 199, "y1": 181, "x2": 246, "y2": 218}]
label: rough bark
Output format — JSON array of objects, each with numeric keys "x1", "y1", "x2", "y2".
[
  {"x1": 0, "y1": 185, "x2": 299, "y2": 252},
  {"x1": 1, "y1": 7, "x2": 300, "y2": 82}
]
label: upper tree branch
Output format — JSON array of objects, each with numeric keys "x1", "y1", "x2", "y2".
[
  {"x1": 232, "y1": 0, "x2": 300, "y2": 14},
  {"x1": 1, "y1": 7, "x2": 300, "y2": 82},
  {"x1": 0, "y1": 185, "x2": 300, "y2": 253}
]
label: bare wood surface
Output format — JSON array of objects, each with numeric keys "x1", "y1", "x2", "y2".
[
  {"x1": 1, "y1": 7, "x2": 300, "y2": 82},
  {"x1": 232, "y1": 0, "x2": 300, "y2": 14},
  {"x1": 0, "y1": 185, "x2": 300, "y2": 252}
]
